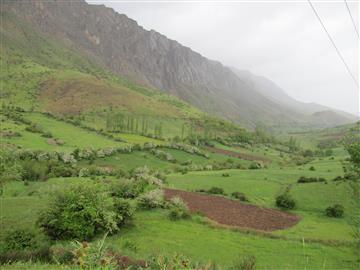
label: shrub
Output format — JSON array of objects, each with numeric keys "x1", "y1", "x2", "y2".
[
  {"x1": 325, "y1": 204, "x2": 344, "y2": 218},
  {"x1": 297, "y1": 176, "x2": 326, "y2": 184},
  {"x1": 333, "y1": 176, "x2": 344, "y2": 182},
  {"x1": 249, "y1": 162, "x2": 261, "y2": 170},
  {"x1": 231, "y1": 191, "x2": 248, "y2": 202},
  {"x1": 37, "y1": 184, "x2": 118, "y2": 240},
  {"x1": 41, "y1": 131, "x2": 53, "y2": 138},
  {"x1": 309, "y1": 166, "x2": 316, "y2": 171},
  {"x1": 275, "y1": 193, "x2": 296, "y2": 210},
  {"x1": 168, "y1": 197, "x2": 190, "y2": 220},
  {"x1": 25, "y1": 124, "x2": 43, "y2": 134},
  {"x1": 110, "y1": 180, "x2": 145, "y2": 199},
  {"x1": 137, "y1": 189, "x2": 164, "y2": 209},
  {"x1": 222, "y1": 172, "x2": 230, "y2": 177},
  {"x1": 113, "y1": 198, "x2": 134, "y2": 226},
  {"x1": 21, "y1": 160, "x2": 48, "y2": 181},
  {"x1": 0, "y1": 149, "x2": 23, "y2": 183},
  {"x1": 207, "y1": 187, "x2": 224, "y2": 195},
  {"x1": 3, "y1": 229, "x2": 37, "y2": 251}
]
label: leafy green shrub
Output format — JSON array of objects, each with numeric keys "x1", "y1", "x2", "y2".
[
  {"x1": 207, "y1": 187, "x2": 225, "y2": 195},
  {"x1": 297, "y1": 176, "x2": 326, "y2": 183},
  {"x1": 248, "y1": 162, "x2": 261, "y2": 170},
  {"x1": 3, "y1": 229, "x2": 37, "y2": 251},
  {"x1": 275, "y1": 193, "x2": 296, "y2": 210},
  {"x1": 333, "y1": 176, "x2": 344, "y2": 181},
  {"x1": 325, "y1": 204, "x2": 344, "y2": 218},
  {"x1": 137, "y1": 189, "x2": 164, "y2": 209},
  {"x1": 231, "y1": 191, "x2": 248, "y2": 202},
  {"x1": 113, "y1": 198, "x2": 134, "y2": 226},
  {"x1": 25, "y1": 124, "x2": 43, "y2": 133},
  {"x1": 21, "y1": 160, "x2": 48, "y2": 181},
  {"x1": 222, "y1": 172, "x2": 230, "y2": 177},
  {"x1": 309, "y1": 166, "x2": 316, "y2": 171},
  {"x1": 37, "y1": 184, "x2": 119, "y2": 240},
  {"x1": 168, "y1": 197, "x2": 190, "y2": 220},
  {"x1": 110, "y1": 180, "x2": 145, "y2": 199},
  {"x1": 0, "y1": 149, "x2": 23, "y2": 183},
  {"x1": 41, "y1": 131, "x2": 53, "y2": 138}
]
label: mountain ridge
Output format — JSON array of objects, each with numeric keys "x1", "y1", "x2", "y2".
[{"x1": 2, "y1": 0, "x2": 357, "y2": 129}]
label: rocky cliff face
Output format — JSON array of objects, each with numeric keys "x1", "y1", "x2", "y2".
[{"x1": 3, "y1": 0, "x2": 356, "y2": 128}]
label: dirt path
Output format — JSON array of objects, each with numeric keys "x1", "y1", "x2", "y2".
[
  {"x1": 204, "y1": 146, "x2": 271, "y2": 163},
  {"x1": 164, "y1": 189, "x2": 300, "y2": 231}
]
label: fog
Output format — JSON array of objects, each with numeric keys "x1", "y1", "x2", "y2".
[{"x1": 88, "y1": 0, "x2": 359, "y2": 116}]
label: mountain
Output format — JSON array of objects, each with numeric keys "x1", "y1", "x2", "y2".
[
  {"x1": 2, "y1": 0, "x2": 357, "y2": 129},
  {"x1": 232, "y1": 69, "x2": 358, "y2": 127}
]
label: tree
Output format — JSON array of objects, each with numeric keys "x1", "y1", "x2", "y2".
[{"x1": 344, "y1": 134, "x2": 360, "y2": 258}]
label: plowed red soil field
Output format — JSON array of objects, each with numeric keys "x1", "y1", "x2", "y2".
[{"x1": 164, "y1": 189, "x2": 300, "y2": 231}]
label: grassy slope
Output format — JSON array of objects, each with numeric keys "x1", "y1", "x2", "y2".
[
  {"x1": 108, "y1": 211, "x2": 355, "y2": 270},
  {"x1": 1, "y1": 12, "x2": 244, "y2": 140},
  {"x1": 1, "y1": 178, "x2": 356, "y2": 269},
  {"x1": 0, "y1": 112, "x2": 129, "y2": 151},
  {"x1": 166, "y1": 153, "x2": 353, "y2": 242}
]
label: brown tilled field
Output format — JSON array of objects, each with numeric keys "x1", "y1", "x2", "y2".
[{"x1": 164, "y1": 189, "x2": 300, "y2": 231}]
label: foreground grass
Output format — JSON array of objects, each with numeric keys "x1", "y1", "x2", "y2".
[{"x1": 108, "y1": 211, "x2": 357, "y2": 269}]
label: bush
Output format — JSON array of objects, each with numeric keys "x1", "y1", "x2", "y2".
[
  {"x1": 25, "y1": 124, "x2": 43, "y2": 134},
  {"x1": 325, "y1": 204, "x2": 344, "y2": 218},
  {"x1": 21, "y1": 160, "x2": 48, "y2": 181},
  {"x1": 309, "y1": 166, "x2": 316, "y2": 171},
  {"x1": 110, "y1": 180, "x2": 145, "y2": 199},
  {"x1": 297, "y1": 176, "x2": 326, "y2": 184},
  {"x1": 231, "y1": 191, "x2": 248, "y2": 202},
  {"x1": 275, "y1": 193, "x2": 296, "y2": 210},
  {"x1": 248, "y1": 162, "x2": 261, "y2": 170},
  {"x1": 3, "y1": 229, "x2": 37, "y2": 251},
  {"x1": 41, "y1": 131, "x2": 53, "y2": 138},
  {"x1": 222, "y1": 172, "x2": 230, "y2": 177},
  {"x1": 137, "y1": 189, "x2": 164, "y2": 209},
  {"x1": 37, "y1": 184, "x2": 119, "y2": 240},
  {"x1": 207, "y1": 186, "x2": 225, "y2": 195},
  {"x1": 113, "y1": 198, "x2": 134, "y2": 226},
  {"x1": 168, "y1": 197, "x2": 190, "y2": 220}
]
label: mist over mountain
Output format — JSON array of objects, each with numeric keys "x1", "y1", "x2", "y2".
[{"x1": 3, "y1": 0, "x2": 357, "y2": 129}]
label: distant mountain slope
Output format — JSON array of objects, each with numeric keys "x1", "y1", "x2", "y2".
[
  {"x1": 2, "y1": 0, "x2": 357, "y2": 129},
  {"x1": 232, "y1": 69, "x2": 358, "y2": 126}
]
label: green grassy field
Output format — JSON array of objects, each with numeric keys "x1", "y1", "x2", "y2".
[
  {"x1": 107, "y1": 211, "x2": 356, "y2": 269},
  {"x1": 1, "y1": 176, "x2": 357, "y2": 269}
]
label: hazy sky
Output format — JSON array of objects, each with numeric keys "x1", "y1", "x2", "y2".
[{"x1": 88, "y1": 0, "x2": 359, "y2": 115}]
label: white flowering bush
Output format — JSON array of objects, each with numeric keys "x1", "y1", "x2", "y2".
[{"x1": 137, "y1": 189, "x2": 164, "y2": 209}]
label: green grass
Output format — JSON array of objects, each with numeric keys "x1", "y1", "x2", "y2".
[
  {"x1": 1, "y1": 112, "x2": 130, "y2": 152},
  {"x1": 78, "y1": 151, "x2": 174, "y2": 171},
  {"x1": 166, "y1": 157, "x2": 353, "y2": 242},
  {"x1": 108, "y1": 210, "x2": 357, "y2": 269}
]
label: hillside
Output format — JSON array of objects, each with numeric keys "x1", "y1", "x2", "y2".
[
  {"x1": 2, "y1": 0, "x2": 356, "y2": 129},
  {"x1": 1, "y1": 8, "x2": 252, "y2": 140}
]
